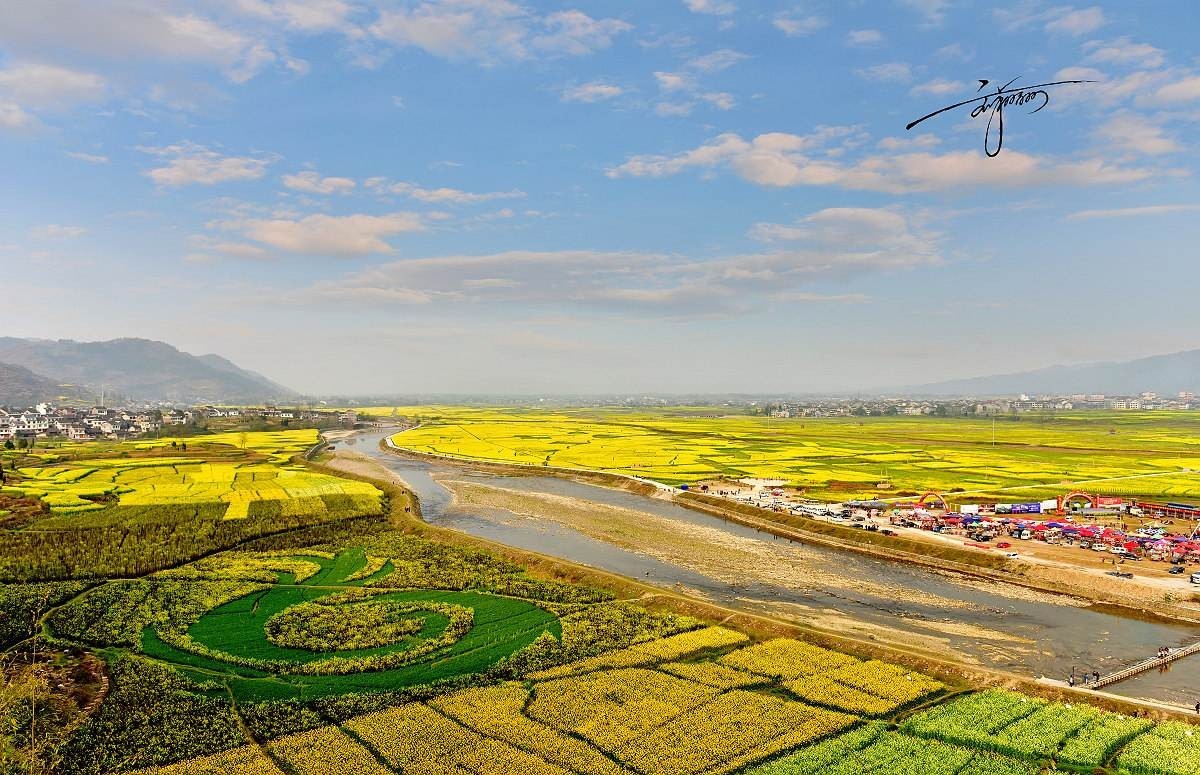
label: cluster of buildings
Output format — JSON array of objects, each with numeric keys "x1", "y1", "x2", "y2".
[
  {"x1": 756, "y1": 392, "x2": 1199, "y2": 418},
  {"x1": 0, "y1": 405, "x2": 178, "y2": 442},
  {"x1": 1003, "y1": 392, "x2": 1196, "y2": 412},
  {"x1": 0, "y1": 403, "x2": 363, "y2": 442},
  {"x1": 197, "y1": 406, "x2": 359, "y2": 424}
]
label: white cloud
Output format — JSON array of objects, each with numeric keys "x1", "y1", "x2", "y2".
[
  {"x1": 770, "y1": 291, "x2": 870, "y2": 303},
  {"x1": 532, "y1": 11, "x2": 632, "y2": 56},
  {"x1": 1083, "y1": 38, "x2": 1165, "y2": 69},
  {"x1": 0, "y1": 103, "x2": 37, "y2": 130},
  {"x1": 0, "y1": 63, "x2": 106, "y2": 109},
  {"x1": 228, "y1": 212, "x2": 425, "y2": 256},
  {"x1": 1148, "y1": 75, "x2": 1200, "y2": 105},
  {"x1": 1068, "y1": 204, "x2": 1200, "y2": 220},
  {"x1": 0, "y1": 3, "x2": 286, "y2": 83},
  {"x1": 995, "y1": 4, "x2": 1106, "y2": 36},
  {"x1": 772, "y1": 14, "x2": 826, "y2": 37},
  {"x1": 561, "y1": 81, "x2": 623, "y2": 103},
  {"x1": 686, "y1": 49, "x2": 748, "y2": 73},
  {"x1": 31, "y1": 224, "x2": 87, "y2": 239},
  {"x1": 1095, "y1": 113, "x2": 1178, "y2": 155},
  {"x1": 683, "y1": 0, "x2": 736, "y2": 16},
  {"x1": 654, "y1": 71, "x2": 692, "y2": 91},
  {"x1": 187, "y1": 234, "x2": 272, "y2": 260},
  {"x1": 365, "y1": 178, "x2": 525, "y2": 204},
  {"x1": 855, "y1": 63, "x2": 913, "y2": 82},
  {"x1": 876, "y1": 134, "x2": 941, "y2": 151},
  {"x1": 66, "y1": 151, "x2": 110, "y2": 164},
  {"x1": 654, "y1": 101, "x2": 695, "y2": 117},
  {"x1": 934, "y1": 43, "x2": 971, "y2": 61},
  {"x1": 282, "y1": 170, "x2": 357, "y2": 194},
  {"x1": 910, "y1": 78, "x2": 965, "y2": 96},
  {"x1": 847, "y1": 29, "x2": 883, "y2": 46},
  {"x1": 1045, "y1": 6, "x2": 1106, "y2": 35},
  {"x1": 899, "y1": 0, "x2": 950, "y2": 27},
  {"x1": 303, "y1": 209, "x2": 939, "y2": 315},
  {"x1": 233, "y1": 0, "x2": 357, "y2": 33},
  {"x1": 369, "y1": 2, "x2": 630, "y2": 63},
  {"x1": 139, "y1": 143, "x2": 274, "y2": 186},
  {"x1": 607, "y1": 131, "x2": 1162, "y2": 193},
  {"x1": 701, "y1": 92, "x2": 736, "y2": 110}
]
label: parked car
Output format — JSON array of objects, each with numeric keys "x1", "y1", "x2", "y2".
[
  {"x1": 1169, "y1": 565, "x2": 1186, "y2": 575},
  {"x1": 880, "y1": 529, "x2": 896, "y2": 536},
  {"x1": 996, "y1": 542, "x2": 1011, "y2": 549},
  {"x1": 1004, "y1": 551, "x2": 1020, "y2": 558}
]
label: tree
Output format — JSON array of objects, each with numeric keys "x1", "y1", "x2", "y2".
[{"x1": 3, "y1": 440, "x2": 13, "y2": 451}]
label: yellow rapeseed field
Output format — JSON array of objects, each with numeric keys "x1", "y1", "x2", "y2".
[
  {"x1": 383, "y1": 406, "x2": 1200, "y2": 501},
  {"x1": 6, "y1": 429, "x2": 381, "y2": 519}
]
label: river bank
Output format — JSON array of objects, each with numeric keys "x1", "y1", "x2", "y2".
[
  {"x1": 317, "y1": 436, "x2": 1200, "y2": 714},
  {"x1": 385, "y1": 431, "x2": 1200, "y2": 625}
]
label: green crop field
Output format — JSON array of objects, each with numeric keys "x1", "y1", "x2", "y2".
[
  {"x1": 384, "y1": 407, "x2": 1200, "y2": 503},
  {"x1": 0, "y1": 429, "x2": 384, "y2": 581},
  {"x1": 41, "y1": 517, "x2": 1161, "y2": 775},
  {"x1": 6, "y1": 420, "x2": 1200, "y2": 774},
  {"x1": 127, "y1": 548, "x2": 563, "y2": 700}
]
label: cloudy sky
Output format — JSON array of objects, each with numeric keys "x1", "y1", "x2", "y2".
[{"x1": 3, "y1": 0, "x2": 1199, "y2": 394}]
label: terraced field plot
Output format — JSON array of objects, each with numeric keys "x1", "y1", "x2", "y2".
[
  {"x1": 3, "y1": 429, "x2": 379, "y2": 518},
  {"x1": 134, "y1": 634, "x2": 1194, "y2": 775},
  {"x1": 386, "y1": 407, "x2": 1200, "y2": 501}
]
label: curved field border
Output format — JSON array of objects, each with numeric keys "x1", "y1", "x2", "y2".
[{"x1": 136, "y1": 549, "x2": 561, "y2": 702}]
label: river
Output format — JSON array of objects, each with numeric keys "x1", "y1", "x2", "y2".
[{"x1": 344, "y1": 430, "x2": 1200, "y2": 706}]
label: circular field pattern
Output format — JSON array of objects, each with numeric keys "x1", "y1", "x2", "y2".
[
  {"x1": 265, "y1": 598, "x2": 450, "y2": 651},
  {"x1": 138, "y1": 548, "x2": 561, "y2": 701}
]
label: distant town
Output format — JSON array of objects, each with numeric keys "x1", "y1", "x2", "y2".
[
  {"x1": 0, "y1": 404, "x2": 361, "y2": 443},
  {"x1": 2, "y1": 391, "x2": 1197, "y2": 443},
  {"x1": 751, "y1": 391, "x2": 1199, "y2": 418}
]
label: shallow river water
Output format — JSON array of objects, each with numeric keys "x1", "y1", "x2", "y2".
[{"x1": 346, "y1": 430, "x2": 1200, "y2": 706}]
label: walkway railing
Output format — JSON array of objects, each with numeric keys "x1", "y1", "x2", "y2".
[{"x1": 1092, "y1": 641, "x2": 1200, "y2": 689}]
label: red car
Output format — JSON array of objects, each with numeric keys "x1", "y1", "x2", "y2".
[{"x1": 996, "y1": 542, "x2": 1012, "y2": 549}]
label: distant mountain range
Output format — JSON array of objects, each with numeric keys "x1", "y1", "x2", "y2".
[
  {"x1": 0, "y1": 362, "x2": 93, "y2": 407},
  {"x1": 0, "y1": 338, "x2": 295, "y2": 404},
  {"x1": 906, "y1": 349, "x2": 1200, "y2": 397}
]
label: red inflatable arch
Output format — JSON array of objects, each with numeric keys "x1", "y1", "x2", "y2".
[
  {"x1": 916, "y1": 491, "x2": 949, "y2": 510},
  {"x1": 1060, "y1": 491, "x2": 1096, "y2": 510}
]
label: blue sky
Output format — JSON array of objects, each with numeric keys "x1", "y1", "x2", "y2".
[{"x1": 2, "y1": 0, "x2": 1199, "y2": 394}]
